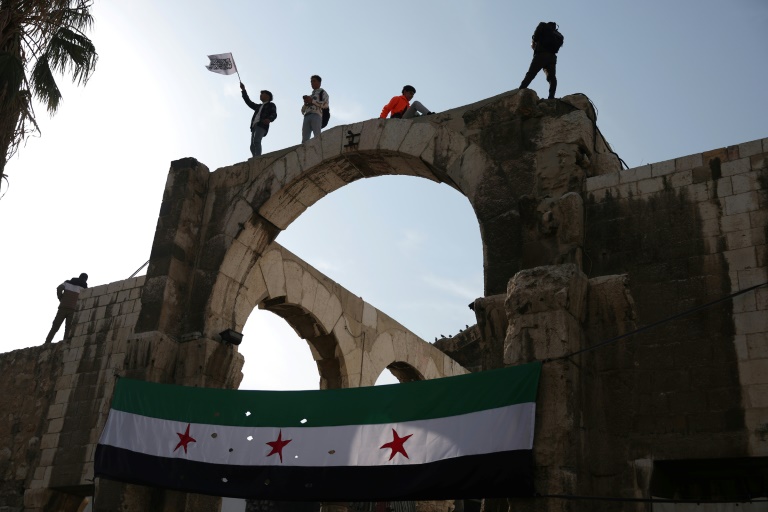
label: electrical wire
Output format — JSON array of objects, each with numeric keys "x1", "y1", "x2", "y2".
[
  {"x1": 536, "y1": 493, "x2": 768, "y2": 504},
  {"x1": 544, "y1": 280, "x2": 768, "y2": 364}
]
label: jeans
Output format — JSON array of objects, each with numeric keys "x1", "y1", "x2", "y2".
[
  {"x1": 402, "y1": 101, "x2": 431, "y2": 119},
  {"x1": 302, "y1": 113, "x2": 322, "y2": 142},
  {"x1": 250, "y1": 125, "x2": 267, "y2": 157}
]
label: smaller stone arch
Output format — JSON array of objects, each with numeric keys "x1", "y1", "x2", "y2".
[
  {"x1": 363, "y1": 328, "x2": 467, "y2": 387},
  {"x1": 216, "y1": 243, "x2": 467, "y2": 389}
]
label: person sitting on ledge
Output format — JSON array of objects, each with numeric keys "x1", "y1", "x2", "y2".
[{"x1": 380, "y1": 85, "x2": 434, "y2": 119}]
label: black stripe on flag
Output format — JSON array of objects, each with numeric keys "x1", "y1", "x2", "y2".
[{"x1": 95, "y1": 445, "x2": 534, "y2": 500}]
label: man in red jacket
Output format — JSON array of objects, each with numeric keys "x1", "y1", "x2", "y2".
[
  {"x1": 380, "y1": 85, "x2": 434, "y2": 119},
  {"x1": 45, "y1": 273, "x2": 88, "y2": 344}
]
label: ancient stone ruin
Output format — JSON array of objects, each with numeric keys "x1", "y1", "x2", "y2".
[{"x1": 1, "y1": 88, "x2": 766, "y2": 511}]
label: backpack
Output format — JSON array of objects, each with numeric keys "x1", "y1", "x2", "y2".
[
  {"x1": 538, "y1": 22, "x2": 564, "y2": 53},
  {"x1": 322, "y1": 107, "x2": 330, "y2": 128},
  {"x1": 317, "y1": 88, "x2": 330, "y2": 128}
]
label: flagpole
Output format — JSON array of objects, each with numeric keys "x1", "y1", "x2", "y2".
[{"x1": 230, "y1": 53, "x2": 242, "y2": 83}]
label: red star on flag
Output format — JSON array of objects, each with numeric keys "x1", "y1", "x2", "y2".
[
  {"x1": 380, "y1": 428, "x2": 413, "y2": 460},
  {"x1": 174, "y1": 423, "x2": 196, "y2": 454},
  {"x1": 266, "y1": 430, "x2": 292, "y2": 463}
]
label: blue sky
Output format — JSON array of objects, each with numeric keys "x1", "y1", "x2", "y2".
[{"x1": 1, "y1": 0, "x2": 766, "y2": 394}]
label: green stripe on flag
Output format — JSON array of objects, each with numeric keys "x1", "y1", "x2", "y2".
[{"x1": 110, "y1": 362, "x2": 541, "y2": 427}]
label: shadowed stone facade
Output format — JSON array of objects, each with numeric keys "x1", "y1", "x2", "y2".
[{"x1": 0, "y1": 88, "x2": 765, "y2": 511}]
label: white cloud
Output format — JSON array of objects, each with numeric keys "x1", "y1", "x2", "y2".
[
  {"x1": 397, "y1": 229, "x2": 425, "y2": 255},
  {"x1": 421, "y1": 274, "x2": 480, "y2": 301}
]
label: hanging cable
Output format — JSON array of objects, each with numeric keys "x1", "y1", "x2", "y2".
[
  {"x1": 544, "y1": 280, "x2": 768, "y2": 364},
  {"x1": 535, "y1": 493, "x2": 768, "y2": 505}
]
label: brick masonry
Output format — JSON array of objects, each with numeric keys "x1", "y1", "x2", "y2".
[{"x1": 580, "y1": 137, "x2": 768, "y2": 501}]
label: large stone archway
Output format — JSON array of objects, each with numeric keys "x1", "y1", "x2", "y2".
[{"x1": 135, "y1": 89, "x2": 619, "y2": 351}]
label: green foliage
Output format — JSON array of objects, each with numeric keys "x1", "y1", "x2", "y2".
[{"x1": 0, "y1": 0, "x2": 98, "y2": 179}]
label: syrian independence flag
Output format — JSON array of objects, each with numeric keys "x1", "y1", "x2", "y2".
[
  {"x1": 95, "y1": 362, "x2": 541, "y2": 501},
  {"x1": 205, "y1": 52, "x2": 237, "y2": 75}
]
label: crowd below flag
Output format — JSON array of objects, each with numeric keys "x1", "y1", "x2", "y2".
[{"x1": 95, "y1": 362, "x2": 542, "y2": 500}]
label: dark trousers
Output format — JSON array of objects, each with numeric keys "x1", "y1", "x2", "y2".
[
  {"x1": 45, "y1": 308, "x2": 75, "y2": 344},
  {"x1": 520, "y1": 52, "x2": 557, "y2": 99}
]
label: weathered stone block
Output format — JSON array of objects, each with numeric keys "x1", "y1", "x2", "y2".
[
  {"x1": 735, "y1": 310, "x2": 768, "y2": 336},
  {"x1": 739, "y1": 139, "x2": 763, "y2": 158},
  {"x1": 722, "y1": 157, "x2": 751, "y2": 177},
  {"x1": 505, "y1": 264, "x2": 588, "y2": 320},
  {"x1": 651, "y1": 158, "x2": 675, "y2": 176},
  {"x1": 586, "y1": 171, "x2": 619, "y2": 191},
  {"x1": 362, "y1": 302, "x2": 377, "y2": 329},
  {"x1": 637, "y1": 176, "x2": 664, "y2": 195},
  {"x1": 675, "y1": 152, "x2": 703, "y2": 171}
]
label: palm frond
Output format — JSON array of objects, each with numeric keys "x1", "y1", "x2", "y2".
[
  {"x1": 30, "y1": 54, "x2": 62, "y2": 113},
  {"x1": 52, "y1": 4, "x2": 94, "y2": 32},
  {"x1": 46, "y1": 26, "x2": 97, "y2": 85},
  {"x1": 0, "y1": 0, "x2": 97, "y2": 175}
]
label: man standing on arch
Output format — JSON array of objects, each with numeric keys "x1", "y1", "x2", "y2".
[
  {"x1": 301, "y1": 75, "x2": 329, "y2": 142},
  {"x1": 240, "y1": 83, "x2": 277, "y2": 157},
  {"x1": 519, "y1": 21, "x2": 564, "y2": 100}
]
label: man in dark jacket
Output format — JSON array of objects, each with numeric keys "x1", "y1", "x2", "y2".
[
  {"x1": 45, "y1": 273, "x2": 88, "y2": 344},
  {"x1": 519, "y1": 22, "x2": 564, "y2": 100},
  {"x1": 241, "y1": 83, "x2": 277, "y2": 157}
]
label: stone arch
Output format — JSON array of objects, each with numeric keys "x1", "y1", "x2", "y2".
[
  {"x1": 220, "y1": 245, "x2": 347, "y2": 389},
  {"x1": 219, "y1": 244, "x2": 467, "y2": 389},
  {"x1": 203, "y1": 117, "x2": 494, "y2": 341},
  {"x1": 138, "y1": 91, "x2": 611, "y2": 341},
  {"x1": 364, "y1": 328, "x2": 460, "y2": 387}
]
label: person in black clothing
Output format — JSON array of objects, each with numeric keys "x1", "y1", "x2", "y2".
[
  {"x1": 240, "y1": 83, "x2": 277, "y2": 157},
  {"x1": 519, "y1": 22, "x2": 564, "y2": 100},
  {"x1": 45, "y1": 273, "x2": 88, "y2": 344}
]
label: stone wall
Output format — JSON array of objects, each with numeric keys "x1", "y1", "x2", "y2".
[
  {"x1": 0, "y1": 346, "x2": 63, "y2": 511},
  {"x1": 494, "y1": 137, "x2": 767, "y2": 509}
]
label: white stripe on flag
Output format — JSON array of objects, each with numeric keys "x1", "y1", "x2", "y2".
[{"x1": 99, "y1": 403, "x2": 535, "y2": 467}]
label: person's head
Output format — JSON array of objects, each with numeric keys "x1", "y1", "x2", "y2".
[
  {"x1": 79, "y1": 273, "x2": 88, "y2": 281},
  {"x1": 402, "y1": 85, "x2": 416, "y2": 100},
  {"x1": 311, "y1": 75, "x2": 322, "y2": 89},
  {"x1": 260, "y1": 90, "x2": 273, "y2": 102}
]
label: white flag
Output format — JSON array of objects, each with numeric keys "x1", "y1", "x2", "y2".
[{"x1": 205, "y1": 53, "x2": 237, "y2": 76}]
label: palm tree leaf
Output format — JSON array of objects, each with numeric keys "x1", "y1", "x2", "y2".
[
  {"x1": 0, "y1": 0, "x2": 97, "y2": 176},
  {"x1": 51, "y1": 4, "x2": 95, "y2": 32},
  {"x1": 30, "y1": 55, "x2": 62, "y2": 114},
  {"x1": 46, "y1": 26, "x2": 97, "y2": 85}
]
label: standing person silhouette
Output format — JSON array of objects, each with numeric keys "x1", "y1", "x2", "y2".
[{"x1": 519, "y1": 22, "x2": 564, "y2": 100}]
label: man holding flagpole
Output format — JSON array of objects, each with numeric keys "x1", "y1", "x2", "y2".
[{"x1": 240, "y1": 83, "x2": 277, "y2": 157}]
